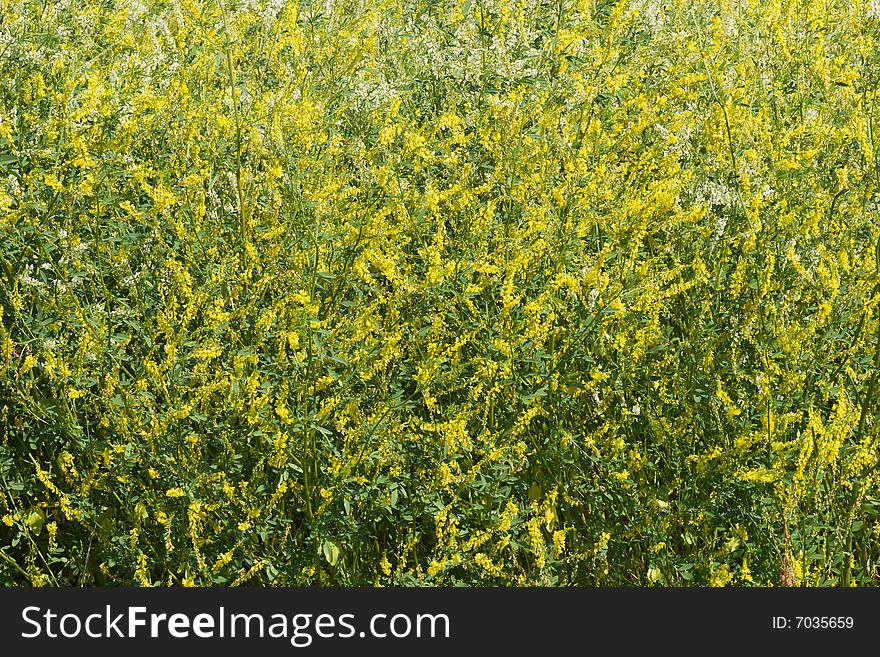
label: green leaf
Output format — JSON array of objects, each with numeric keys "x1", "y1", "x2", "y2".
[
  {"x1": 528, "y1": 482, "x2": 542, "y2": 502},
  {"x1": 26, "y1": 508, "x2": 45, "y2": 535},
  {"x1": 322, "y1": 540, "x2": 340, "y2": 567}
]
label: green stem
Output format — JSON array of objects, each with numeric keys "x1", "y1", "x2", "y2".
[
  {"x1": 856, "y1": 242, "x2": 880, "y2": 440},
  {"x1": 0, "y1": 547, "x2": 32, "y2": 580},
  {"x1": 218, "y1": 0, "x2": 247, "y2": 249}
]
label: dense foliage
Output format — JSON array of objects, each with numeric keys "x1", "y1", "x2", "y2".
[{"x1": 1, "y1": 0, "x2": 880, "y2": 586}]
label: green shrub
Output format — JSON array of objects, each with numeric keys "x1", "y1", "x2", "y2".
[{"x1": 1, "y1": 0, "x2": 879, "y2": 586}]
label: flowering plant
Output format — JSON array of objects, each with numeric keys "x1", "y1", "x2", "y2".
[{"x1": 1, "y1": 0, "x2": 878, "y2": 586}]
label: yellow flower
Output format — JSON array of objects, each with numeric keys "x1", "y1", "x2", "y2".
[
  {"x1": 380, "y1": 554, "x2": 392, "y2": 576},
  {"x1": 709, "y1": 564, "x2": 733, "y2": 587}
]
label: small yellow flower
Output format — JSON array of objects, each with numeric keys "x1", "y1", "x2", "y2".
[
  {"x1": 380, "y1": 554, "x2": 392, "y2": 576},
  {"x1": 710, "y1": 563, "x2": 733, "y2": 587},
  {"x1": 552, "y1": 529, "x2": 568, "y2": 557}
]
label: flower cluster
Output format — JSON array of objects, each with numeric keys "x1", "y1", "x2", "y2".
[{"x1": 1, "y1": 0, "x2": 879, "y2": 586}]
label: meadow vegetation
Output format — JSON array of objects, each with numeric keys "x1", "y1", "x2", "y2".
[{"x1": 1, "y1": 0, "x2": 880, "y2": 586}]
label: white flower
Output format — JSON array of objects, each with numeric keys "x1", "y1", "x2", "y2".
[
  {"x1": 635, "y1": 0, "x2": 667, "y2": 33},
  {"x1": 713, "y1": 215, "x2": 728, "y2": 241},
  {"x1": 703, "y1": 180, "x2": 733, "y2": 208},
  {"x1": 18, "y1": 265, "x2": 42, "y2": 288}
]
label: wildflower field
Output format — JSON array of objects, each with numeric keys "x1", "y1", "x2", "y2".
[{"x1": 1, "y1": 0, "x2": 880, "y2": 587}]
